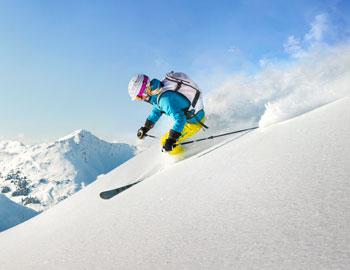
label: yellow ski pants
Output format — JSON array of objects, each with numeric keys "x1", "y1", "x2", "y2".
[{"x1": 161, "y1": 118, "x2": 205, "y2": 155}]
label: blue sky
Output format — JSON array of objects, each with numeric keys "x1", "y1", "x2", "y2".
[{"x1": 0, "y1": 0, "x2": 349, "y2": 143}]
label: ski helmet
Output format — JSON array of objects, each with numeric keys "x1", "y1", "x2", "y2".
[{"x1": 128, "y1": 74, "x2": 150, "y2": 100}]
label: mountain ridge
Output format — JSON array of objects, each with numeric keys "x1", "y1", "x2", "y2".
[{"x1": 0, "y1": 129, "x2": 135, "y2": 212}]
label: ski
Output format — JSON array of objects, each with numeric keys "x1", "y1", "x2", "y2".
[
  {"x1": 99, "y1": 163, "x2": 166, "y2": 200},
  {"x1": 99, "y1": 180, "x2": 143, "y2": 200}
]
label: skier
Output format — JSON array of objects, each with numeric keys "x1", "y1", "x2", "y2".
[{"x1": 128, "y1": 71, "x2": 207, "y2": 155}]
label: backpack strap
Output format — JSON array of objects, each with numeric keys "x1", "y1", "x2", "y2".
[
  {"x1": 183, "y1": 109, "x2": 209, "y2": 129},
  {"x1": 192, "y1": 90, "x2": 200, "y2": 109},
  {"x1": 194, "y1": 113, "x2": 209, "y2": 129}
]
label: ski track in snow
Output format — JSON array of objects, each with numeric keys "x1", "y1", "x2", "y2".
[{"x1": 101, "y1": 131, "x2": 256, "y2": 198}]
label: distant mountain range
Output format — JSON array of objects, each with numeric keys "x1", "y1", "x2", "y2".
[{"x1": 0, "y1": 129, "x2": 135, "y2": 212}]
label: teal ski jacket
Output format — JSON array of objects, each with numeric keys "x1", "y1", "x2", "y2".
[{"x1": 146, "y1": 79, "x2": 205, "y2": 133}]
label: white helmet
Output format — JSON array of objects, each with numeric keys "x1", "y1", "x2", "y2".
[{"x1": 128, "y1": 74, "x2": 150, "y2": 100}]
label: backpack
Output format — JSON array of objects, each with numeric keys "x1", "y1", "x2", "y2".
[{"x1": 158, "y1": 71, "x2": 204, "y2": 115}]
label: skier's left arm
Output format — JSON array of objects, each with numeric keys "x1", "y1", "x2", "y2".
[
  {"x1": 170, "y1": 111, "x2": 187, "y2": 134},
  {"x1": 160, "y1": 93, "x2": 187, "y2": 135},
  {"x1": 158, "y1": 92, "x2": 188, "y2": 151},
  {"x1": 162, "y1": 111, "x2": 186, "y2": 152}
]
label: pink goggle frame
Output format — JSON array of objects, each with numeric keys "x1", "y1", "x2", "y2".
[{"x1": 136, "y1": 75, "x2": 150, "y2": 98}]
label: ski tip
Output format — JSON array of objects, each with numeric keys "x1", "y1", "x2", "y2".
[
  {"x1": 99, "y1": 181, "x2": 142, "y2": 200},
  {"x1": 99, "y1": 192, "x2": 109, "y2": 200},
  {"x1": 99, "y1": 190, "x2": 117, "y2": 200}
]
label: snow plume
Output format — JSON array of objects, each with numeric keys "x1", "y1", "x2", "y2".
[
  {"x1": 205, "y1": 13, "x2": 350, "y2": 130},
  {"x1": 259, "y1": 45, "x2": 350, "y2": 127},
  {"x1": 305, "y1": 13, "x2": 329, "y2": 43},
  {"x1": 284, "y1": 13, "x2": 330, "y2": 58}
]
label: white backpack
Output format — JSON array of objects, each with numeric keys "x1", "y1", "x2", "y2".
[{"x1": 158, "y1": 71, "x2": 204, "y2": 115}]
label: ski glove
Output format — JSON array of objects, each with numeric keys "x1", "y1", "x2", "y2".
[
  {"x1": 137, "y1": 127, "x2": 149, "y2": 139},
  {"x1": 137, "y1": 119, "x2": 154, "y2": 139},
  {"x1": 162, "y1": 129, "x2": 181, "y2": 152}
]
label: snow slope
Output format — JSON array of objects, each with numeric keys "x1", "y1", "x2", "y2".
[
  {"x1": 0, "y1": 129, "x2": 135, "y2": 211},
  {"x1": 0, "y1": 195, "x2": 37, "y2": 232},
  {"x1": 0, "y1": 98, "x2": 349, "y2": 269}
]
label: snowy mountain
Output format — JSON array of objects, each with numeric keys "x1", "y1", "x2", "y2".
[
  {"x1": 0, "y1": 194, "x2": 37, "y2": 232},
  {"x1": 0, "y1": 98, "x2": 348, "y2": 269},
  {"x1": 0, "y1": 129, "x2": 135, "y2": 212}
]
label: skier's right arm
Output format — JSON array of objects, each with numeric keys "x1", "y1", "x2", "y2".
[
  {"x1": 147, "y1": 106, "x2": 162, "y2": 124},
  {"x1": 137, "y1": 107, "x2": 162, "y2": 139}
]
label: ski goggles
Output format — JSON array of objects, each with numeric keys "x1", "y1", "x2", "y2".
[{"x1": 136, "y1": 75, "x2": 150, "y2": 99}]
